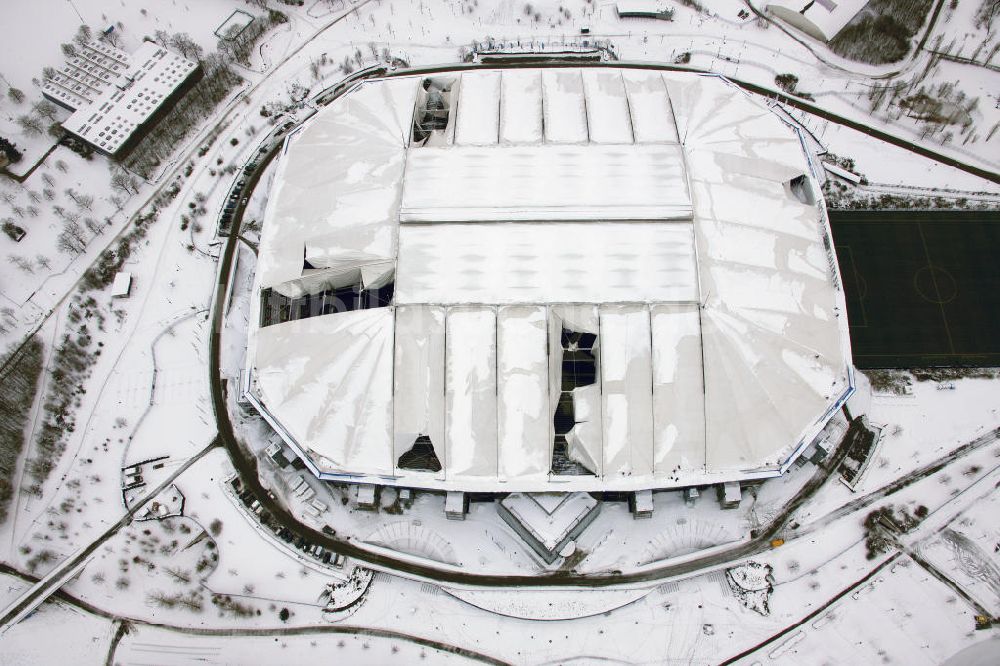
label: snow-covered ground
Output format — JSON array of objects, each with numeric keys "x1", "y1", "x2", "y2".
[
  {"x1": 0, "y1": 575, "x2": 113, "y2": 664},
  {"x1": 1, "y1": 0, "x2": 999, "y2": 663}
]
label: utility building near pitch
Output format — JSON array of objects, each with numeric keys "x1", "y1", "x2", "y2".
[{"x1": 243, "y1": 66, "x2": 855, "y2": 497}]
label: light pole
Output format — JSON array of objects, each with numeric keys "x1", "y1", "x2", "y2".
[{"x1": 66, "y1": 0, "x2": 85, "y2": 23}]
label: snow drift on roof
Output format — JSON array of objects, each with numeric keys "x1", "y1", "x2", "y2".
[
  {"x1": 399, "y1": 143, "x2": 691, "y2": 222},
  {"x1": 394, "y1": 221, "x2": 698, "y2": 305}
]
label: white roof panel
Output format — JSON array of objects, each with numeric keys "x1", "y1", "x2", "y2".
[
  {"x1": 393, "y1": 305, "x2": 447, "y2": 475},
  {"x1": 541, "y1": 69, "x2": 588, "y2": 143},
  {"x1": 622, "y1": 71, "x2": 677, "y2": 143},
  {"x1": 399, "y1": 143, "x2": 691, "y2": 222},
  {"x1": 254, "y1": 309, "x2": 394, "y2": 476},
  {"x1": 395, "y1": 221, "x2": 699, "y2": 305},
  {"x1": 497, "y1": 306, "x2": 551, "y2": 480},
  {"x1": 257, "y1": 78, "x2": 416, "y2": 296},
  {"x1": 694, "y1": 169, "x2": 849, "y2": 472},
  {"x1": 582, "y1": 69, "x2": 633, "y2": 144},
  {"x1": 445, "y1": 307, "x2": 498, "y2": 479},
  {"x1": 455, "y1": 71, "x2": 501, "y2": 145},
  {"x1": 500, "y1": 70, "x2": 543, "y2": 144},
  {"x1": 600, "y1": 305, "x2": 655, "y2": 478},
  {"x1": 651, "y1": 304, "x2": 706, "y2": 474}
]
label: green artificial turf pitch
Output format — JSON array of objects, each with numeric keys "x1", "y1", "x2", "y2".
[{"x1": 829, "y1": 210, "x2": 1000, "y2": 368}]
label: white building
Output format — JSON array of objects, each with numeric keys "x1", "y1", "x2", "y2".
[
  {"x1": 765, "y1": 0, "x2": 868, "y2": 42},
  {"x1": 615, "y1": 1, "x2": 674, "y2": 21},
  {"x1": 243, "y1": 66, "x2": 854, "y2": 494},
  {"x1": 44, "y1": 39, "x2": 198, "y2": 155},
  {"x1": 110, "y1": 271, "x2": 132, "y2": 298},
  {"x1": 42, "y1": 40, "x2": 132, "y2": 111}
]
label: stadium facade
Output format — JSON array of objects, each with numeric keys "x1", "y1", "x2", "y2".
[{"x1": 243, "y1": 65, "x2": 855, "y2": 494}]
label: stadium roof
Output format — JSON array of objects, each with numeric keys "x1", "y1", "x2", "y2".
[{"x1": 246, "y1": 66, "x2": 854, "y2": 492}]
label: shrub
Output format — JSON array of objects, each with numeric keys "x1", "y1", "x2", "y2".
[
  {"x1": 0, "y1": 338, "x2": 44, "y2": 523},
  {"x1": 2, "y1": 221, "x2": 26, "y2": 242},
  {"x1": 829, "y1": 0, "x2": 933, "y2": 65},
  {"x1": 0, "y1": 137, "x2": 23, "y2": 163}
]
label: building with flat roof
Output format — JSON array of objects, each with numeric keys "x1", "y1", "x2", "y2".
[
  {"x1": 243, "y1": 66, "x2": 854, "y2": 494},
  {"x1": 765, "y1": 0, "x2": 868, "y2": 42},
  {"x1": 43, "y1": 39, "x2": 198, "y2": 155}
]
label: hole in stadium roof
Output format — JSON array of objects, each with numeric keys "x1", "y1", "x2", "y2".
[
  {"x1": 552, "y1": 326, "x2": 598, "y2": 476},
  {"x1": 412, "y1": 76, "x2": 456, "y2": 146},
  {"x1": 258, "y1": 281, "x2": 394, "y2": 328},
  {"x1": 397, "y1": 435, "x2": 442, "y2": 473},
  {"x1": 787, "y1": 174, "x2": 815, "y2": 206}
]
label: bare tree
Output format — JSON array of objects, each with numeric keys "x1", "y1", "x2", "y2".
[
  {"x1": 7, "y1": 87, "x2": 25, "y2": 104},
  {"x1": 83, "y1": 217, "x2": 102, "y2": 235},
  {"x1": 35, "y1": 254, "x2": 51, "y2": 270},
  {"x1": 110, "y1": 170, "x2": 139, "y2": 195},
  {"x1": 9, "y1": 255, "x2": 34, "y2": 274},
  {"x1": 57, "y1": 221, "x2": 87, "y2": 255},
  {"x1": 60, "y1": 43, "x2": 78, "y2": 58},
  {"x1": 72, "y1": 24, "x2": 93, "y2": 48},
  {"x1": 16, "y1": 115, "x2": 44, "y2": 136},
  {"x1": 32, "y1": 100, "x2": 59, "y2": 121},
  {"x1": 169, "y1": 33, "x2": 204, "y2": 61},
  {"x1": 56, "y1": 234, "x2": 82, "y2": 255}
]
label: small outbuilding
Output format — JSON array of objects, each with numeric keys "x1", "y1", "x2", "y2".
[
  {"x1": 355, "y1": 483, "x2": 378, "y2": 510},
  {"x1": 765, "y1": 0, "x2": 867, "y2": 42},
  {"x1": 615, "y1": 1, "x2": 674, "y2": 21},
  {"x1": 719, "y1": 481, "x2": 742, "y2": 509},
  {"x1": 111, "y1": 272, "x2": 133, "y2": 298},
  {"x1": 630, "y1": 489, "x2": 654, "y2": 519},
  {"x1": 445, "y1": 491, "x2": 468, "y2": 520}
]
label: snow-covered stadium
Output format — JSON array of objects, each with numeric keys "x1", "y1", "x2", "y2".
[{"x1": 243, "y1": 65, "x2": 855, "y2": 493}]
